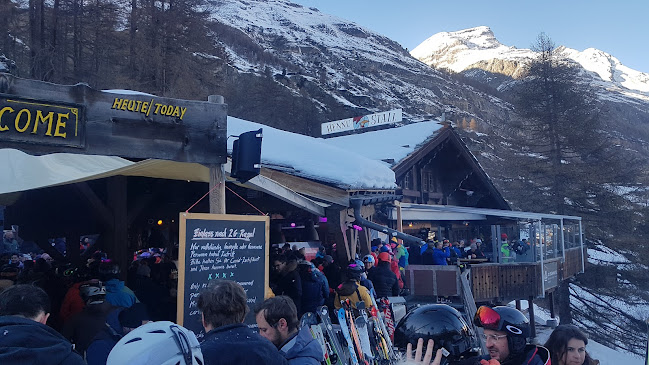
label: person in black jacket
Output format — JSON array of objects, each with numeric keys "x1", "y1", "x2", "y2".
[
  {"x1": 367, "y1": 252, "x2": 400, "y2": 298},
  {"x1": 198, "y1": 280, "x2": 288, "y2": 365},
  {"x1": 0, "y1": 284, "x2": 85, "y2": 365},
  {"x1": 297, "y1": 260, "x2": 328, "y2": 316},
  {"x1": 271, "y1": 254, "x2": 302, "y2": 314}
]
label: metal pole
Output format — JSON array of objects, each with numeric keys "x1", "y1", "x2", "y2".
[
  {"x1": 539, "y1": 220, "x2": 545, "y2": 295},
  {"x1": 528, "y1": 296, "x2": 536, "y2": 338},
  {"x1": 579, "y1": 220, "x2": 584, "y2": 273},
  {"x1": 560, "y1": 218, "x2": 566, "y2": 263}
]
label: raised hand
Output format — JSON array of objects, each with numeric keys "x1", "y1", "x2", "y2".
[{"x1": 402, "y1": 338, "x2": 443, "y2": 365}]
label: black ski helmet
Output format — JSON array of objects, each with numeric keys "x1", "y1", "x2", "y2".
[
  {"x1": 394, "y1": 304, "x2": 476, "y2": 362},
  {"x1": 474, "y1": 306, "x2": 530, "y2": 355},
  {"x1": 346, "y1": 261, "x2": 364, "y2": 281}
]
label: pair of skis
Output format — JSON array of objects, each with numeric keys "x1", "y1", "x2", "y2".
[
  {"x1": 338, "y1": 298, "x2": 399, "y2": 364},
  {"x1": 337, "y1": 302, "x2": 365, "y2": 365},
  {"x1": 369, "y1": 295, "x2": 397, "y2": 361},
  {"x1": 301, "y1": 312, "x2": 333, "y2": 365},
  {"x1": 301, "y1": 300, "x2": 397, "y2": 365},
  {"x1": 317, "y1": 306, "x2": 348, "y2": 365}
]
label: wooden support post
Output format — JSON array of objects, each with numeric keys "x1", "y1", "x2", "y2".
[
  {"x1": 528, "y1": 297, "x2": 536, "y2": 338},
  {"x1": 358, "y1": 204, "x2": 374, "y2": 256},
  {"x1": 395, "y1": 201, "x2": 403, "y2": 240},
  {"x1": 346, "y1": 228, "x2": 357, "y2": 261},
  {"x1": 327, "y1": 208, "x2": 350, "y2": 263},
  {"x1": 107, "y1": 176, "x2": 128, "y2": 279},
  {"x1": 208, "y1": 94, "x2": 227, "y2": 215},
  {"x1": 209, "y1": 164, "x2": 226, "y2": 214}
]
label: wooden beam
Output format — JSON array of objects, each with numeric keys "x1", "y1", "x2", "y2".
[
  {"x1": 74, "y1": 182, "x2": 113, "y2": 230},
  {"x1": 260, "y1": 168, "x2": 349, "y2": 207},
  {"x1": 0, "y1": 74, "x2": 227, "y2": 164},
  {"x1": 225, "y1": 160, "x2": 326, "y2": 216}
]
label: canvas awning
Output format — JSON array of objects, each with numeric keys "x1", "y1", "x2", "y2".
[{"x1": 0, "y1": 149, "x2": 328, "y2": 215}]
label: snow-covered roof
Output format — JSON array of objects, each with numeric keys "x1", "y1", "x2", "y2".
[
  {"x1": 227, "y1": 117, "x2": 396, "y2": 190},
  {"x1": 321, "y1": 120, "x2": 445, "y2": 167}
]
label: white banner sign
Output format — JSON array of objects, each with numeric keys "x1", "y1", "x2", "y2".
[{"x1": 321, "y1": 109, "x2": 402, "y2": 136}]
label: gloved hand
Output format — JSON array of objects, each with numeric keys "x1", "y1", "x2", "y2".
[{"x1": 480, "y1": 359, "x2": 501, "y2": 365}]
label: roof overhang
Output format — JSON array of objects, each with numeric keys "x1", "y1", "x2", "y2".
[{"x1": 394, "y1": 203, "x2": 581, "y2": 222}]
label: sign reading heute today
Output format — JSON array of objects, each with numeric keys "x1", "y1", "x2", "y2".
[{"x1": 177, "y1": 213, "x2": 269, "y2": 339}]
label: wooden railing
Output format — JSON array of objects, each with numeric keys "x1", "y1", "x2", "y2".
[{"x1": 405, "y1": 246, "x2": 586, "y2": 303}]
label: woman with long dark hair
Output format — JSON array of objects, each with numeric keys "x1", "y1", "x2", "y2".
[{"x1": 544, "y1": 325, "x2": 599, "y2": 365}]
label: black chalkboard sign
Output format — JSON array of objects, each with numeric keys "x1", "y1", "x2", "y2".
[{"x1": 177, "y1": 213, "x2": 269, "y2": 339}]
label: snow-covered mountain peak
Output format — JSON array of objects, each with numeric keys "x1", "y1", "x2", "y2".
[
  {"x1": 412, "y1": 27, "x2": 649, "y2": 100},
  {"x1": 411, "y1": 27, "x2": 535, "y2": 73},
  {"x1": 558, "y1": 46, "x2": 649, "y2": 93}
]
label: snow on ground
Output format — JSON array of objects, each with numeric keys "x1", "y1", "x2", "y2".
[
  {"x1": 227, "y1": 116, "x2": 396, "y2": 189},
  {"x1": 511, "y1": 301, "x2": 645, "y2": 365},
  {"x1": 570, "y1": 284, "x2": 649, "y2": 325},
  {"x1": 587, "y1": 244, "x2": 631, "y2": 265}
]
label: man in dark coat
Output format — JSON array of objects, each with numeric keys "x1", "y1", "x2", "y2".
[
  {"x1": 198, "y1": 280, "x2": 288, "y2": 365},
  {"x1": 271, "y1": 254, "x2": 302, "y2": 314},
  {"x1": 61, "y1": 283, "x2": 115, "y2": 356},
  {"x1": 86, "y1": 302, "x2": 150, "y2": 365},
  {"x1": 297, "y1": 261, "x2": 328, "y2": 316},
  {"x1": 367, "y1": 252, "x2": 400, "y2": 298},
  {"x1": 0, "y1": 284, "x2": 85, "y2": 365}
]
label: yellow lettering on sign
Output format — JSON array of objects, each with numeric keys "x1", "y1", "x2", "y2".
[
  {"x1": 54, "y1": 112, "x2": 69, "y2": 138},
  {"x1": 0, "y1": 106, "x2": 13, "y2": 131},
  {"x1": 33, "y1": 110, "x2": 55, "y2": 135},
  {"x1": 111, "y1": 98, "x2": 124, "y2": 110},
  {"x1": 14, "y1": 109, "x2": 31, "y2": 133},
  {"x1": 109, "y1": 97, "x2": 189, "y2": 120}
]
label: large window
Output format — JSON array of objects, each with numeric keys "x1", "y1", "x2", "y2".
[{"x1": 404, "y1": 171, "x2": 411, "y2": 190}]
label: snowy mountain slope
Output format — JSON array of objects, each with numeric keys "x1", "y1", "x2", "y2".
[
  {"x1": 411, "y1": 26, "x2": 649, "y2": 103},
  {"x1": 208, "y1": 0, "x2": 513, "y2": 134}
]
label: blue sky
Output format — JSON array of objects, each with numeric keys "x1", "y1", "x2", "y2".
[{"x1": 293, "y1": 0, "x2": 648, "y2": 73}]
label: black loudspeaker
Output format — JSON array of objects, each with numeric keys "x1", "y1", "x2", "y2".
[{"x1": 231, "y1": 129, "x2": 262, "y2": 183}]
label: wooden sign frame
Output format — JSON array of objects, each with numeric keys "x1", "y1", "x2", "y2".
[
  {"x1": 0, "y1": 73, "x2": 227, "y2": 164},
  {"x1": 177, "y1": 212, "x2": 269, "y2": 335}
]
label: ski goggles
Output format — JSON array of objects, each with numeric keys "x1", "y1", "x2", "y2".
[{"x1": 474, "y1": 306, "x2": 501, "y2": 329}]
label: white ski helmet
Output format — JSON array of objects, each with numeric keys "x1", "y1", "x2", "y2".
[{"x1": 106, "y1": 321, "x2": 203, "y2": 365}]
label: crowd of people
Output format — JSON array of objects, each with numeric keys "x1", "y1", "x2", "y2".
[{"x1": 0, "y1": 230, "x2": 599, "y2": 365}]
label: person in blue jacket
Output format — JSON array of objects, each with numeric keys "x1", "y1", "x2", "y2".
[
  {"x1": 255, "y1": 296, "x2": 323, "y2": 365},
  {"x1": 432, "y1": 240, "x2": 450, "y2": 265},
  {"x1": 297, "y1": 260, "x2": 328, "y2": 316},
  {"x1": 99, "y1": 261, "x2": 138, "y2": 308},
  {"x1": 199, "y1": 280, "x2": 288, "y2": 365}
]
